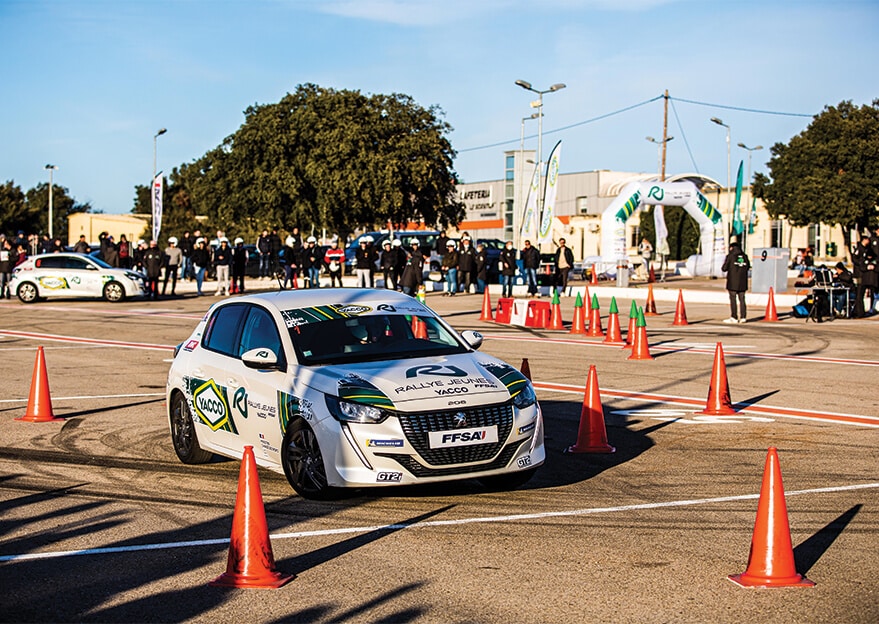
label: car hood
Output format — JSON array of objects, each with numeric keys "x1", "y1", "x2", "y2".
[{"x1": 298, "y1": 353, "x2": 527, "y2": 411}]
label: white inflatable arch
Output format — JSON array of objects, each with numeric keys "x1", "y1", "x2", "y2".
[{"x1": 599, "y1": 181, "x2": 726, "y2": 277}]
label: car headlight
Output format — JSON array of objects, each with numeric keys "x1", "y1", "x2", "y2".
[
  {"x1": 512, "y1": 382, "x2": 537, "y2": 410},
  {"x1": 325, "y1": 395, "x2": 389, "y2": 424}
]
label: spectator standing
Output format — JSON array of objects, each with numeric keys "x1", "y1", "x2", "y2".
[
  {"x1": 722, "y1": 240, "x2": 751, "y2": 323},
  {"x1": 103, "y1": 236, "x2": 119, "y2": 266},
  {"x1": 324, "y1": 239, "x2": 345, "y2": 288},
  {"x1": 257, "y1": 229, "x2": 271, "y2": 278},
  {"x1": 852, "y1": 234, "x2": 877, "y2": 318},
  {"x1": 231, "y1": 237, "x2": 248, "y2": 294},
  {"x1": 281, "y1": 236, "x2": 297, "y2": 288},
  {"x1": 475, "y1": 243, "x2": 488, "y2": 294},
  {"x1": 499, "y1": 241, "x2": 516, "y2": 298},
  {"x1": 162, "y1": 237, "x2": 182, "y2": 296},
  {"x1": 118, "y1": 234, "x2": 131, "y2": 269},
  {"x1": 553, "y1": 238, "x2": 574, "y2": 297},
  {"x1": 14, "y1": 244, "x2": 28, "y2": 267},
  {"x1": 39, "y1": 234, "x2": 52, "y2": 254},
  {"x1": 301, "y1": 236, "x2": 322, "y2": 288},
  {"x1": 379, "y1": 241, "x2": 396, "y2": 289},
  {"x1": 143, "y1": 240, "x2": 164, "y2": 300},
  {"x1": 179, "y1": 231, "x2": 193, "y2": 279},
  {"x1": 354, "y1": 236, "x2": 377, "y2": 288},
  {"x1": 458, "y1": 237, "x2": 476, "y2": 294},
  {"x1": 435, "y1": 231, "x2": 449, "y2": 283},
  {"x1": 268, "y1": 228, "x2": 282, "y2": 277},
  {"x1": 520, "y1": 239, "x2": 540, "y2": 297},
  {"x1": 442, "y1": 240, "x2": 459, "y2": 296},
  {"x1": 400, "y1": 238, "x2": 425, "y2": 296},
  {"x1": 638, "y1": 237, "x2": 653, "y2": 280},
  {"x1": 0, "y1": 238, "x2": 14, "y2": 299},
  {"x1": 213, "y1": 238, "x2": 232, "y2": 296},
  {"x1": 190, "y1": 237, "x2": 209, "y2": 296},
  {"x1": 73, "y1": 235, "x2": 90, "y2": 254},
  {"x1": 132, "y1": 239, "x2": 146, "y2": 272}
]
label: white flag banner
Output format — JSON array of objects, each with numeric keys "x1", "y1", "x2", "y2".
[
  {"x1": 519, "y1": 163, "x2": 540, "y2": 242},
  {"x1": 654, "y1": 204, "x2": 670, "y2": 255},
  {"x1": 538, "y1": 141, "x2": 561, "y2": 244},
  {"x1": 151, "y1": 174, "x2": 163, "y2": 241}
]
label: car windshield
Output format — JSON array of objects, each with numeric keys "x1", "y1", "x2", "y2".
[
  {"x1": 88, "y1": 256, "x2": 113, "y2": 269},
  {"x1": 284, "y1": 311, "x2": 467, "y2": 365}
]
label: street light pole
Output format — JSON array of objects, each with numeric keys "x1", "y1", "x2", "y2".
[
  {"x1": 646, "y1": 136, "x2": 674, "y2": 178},
  {"x1": 515, "y1": 80, "x2": 566, "y2": 251},
  {"x1": 710, "y1": 117, "x2": 731, "y2": 237},
  {"x1": 736, "y1": 142, "x2": 763, "y2": 251},
  {"x1": 520, "y1": 112, "x2": 540, "y2": 154},
  {"x1": 44, "y1": 164, "x2": 58, "y2": 240}
]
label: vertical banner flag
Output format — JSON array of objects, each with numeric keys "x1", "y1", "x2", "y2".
[
  {"x1": 538, "y1": 140, "x2": 562, "y2": 244},
  {"x1": 654, "y1": 204, "x2": 670, "y2": 256},
  {"x1": 152, "y1": 174, "x2": 163, "y2": 242},
  {"x1": 519, "y1": 163, "x2": 540, "y2": 242},
  {"x1": 748, "y1": 196, "x2": 757, "y2": 235},
  {"x1": 732, "y1": 160, "x2": 744, "y2": 236}
]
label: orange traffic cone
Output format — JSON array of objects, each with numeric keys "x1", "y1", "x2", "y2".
[
  {"x1": 697, "y1": 342, "x2": 736, "y2": 415},
  {"x1": 764, "y1": 287, "x2": 779, "y2": 322},
  {"x1": 569, "y1": 292, "x2": 587, "y2": 334},
  {"x1": 645, "y1": 283, "x2": 658, "y2": 316},
  {"x1": 548, "y1": 291, "x2": 564, "y2": 330},
  {"x1": 520, "y1": 357, "x2": 532, "y2": 381},
  {"x1": 648, "y1": 264, "x2": 656, "y2": 283},
  {"x1": 627, "y1": 308, "x2": 654, "y2": 360},
  {"x1": 603, "y1": 297, "x2": 624, "y2": 344},
  {"x1": 590, "y1": 264, "x2": 599, "y2": 285},
  {"x1": 565, "y1": 365, "x2": 615, "y2": 454},
  {"x1": 16, "y1": 347, "x2": 63, "y2": 423},
  {"x1": 623, "y1": 299, "x2": 638, "y2": 349},
  {"x1": 672, "y1": 290, "x2": 689, "y2": 326},
  {"x1": 479, "y1": 288, "x2": 494, "y2": 321},
  {"x1": 210, "y1": 446, "x2": 295, "y2": 588},
  {"x1": 587, "y1": 294, "x2": 604, "y2": 337},
  {"x1": 412, "y1": 316, "x2": 428, "y2": 339},
  {"x1": 728, "y1": 448, "x2": 815, "y2": 588}
]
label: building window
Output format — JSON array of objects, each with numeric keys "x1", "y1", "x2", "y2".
[
  {"x1": 506, "y1": 155, "x2": 515, "y2": 170},
  {"x1": 630, "y1": 225, "x2": 641, "y2": 248},
  {"x1": 808, "y1": 224, "x2": 820, "y2": 254},
  {"x1": 577, "y1": 197, "x2": 589, "y2": 214},
  {"x1": 770, "y1": 220, "x2": 783, "y2": 248}
]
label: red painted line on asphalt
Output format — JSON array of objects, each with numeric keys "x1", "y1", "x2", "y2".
[
  {"x1": 0, "y1": 330, "x2": 174, "y2": 352},
  {"x1": 484, "y1": 333, "x2": 879, "y2": 367},
  {"x1": 533, "y1": 381, "x2": 879, "y2": 427}
]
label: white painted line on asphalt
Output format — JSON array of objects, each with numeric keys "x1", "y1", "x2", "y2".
[
  {"x1": 1, "y1": 482, "x2": 876, "y2": 563},
  {"x1": 0, "y1": 392, "x2": 165, "y2": 404}
]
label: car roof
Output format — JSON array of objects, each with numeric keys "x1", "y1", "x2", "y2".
[{"x1": 218, "y1": 287, "x2": 432, "y2": 313}]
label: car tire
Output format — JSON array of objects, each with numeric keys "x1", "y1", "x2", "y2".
[
  {"x1": 477, "y1": 467, "x2": 537, "y2": 491},
  {"x1": 103, "y1": 281, "x2": 126, "y2": 302},
  {"x1": 281, "y1": 418, "x2": 338, "y2": 499},
  {"x1": 169, "y1": 391, "x2": 213, "y2": 464},
  {"x1": 17, "y1": 282, "x2": 39, "y2": 304}
]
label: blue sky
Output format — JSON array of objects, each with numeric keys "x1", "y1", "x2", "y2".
[{"x1": 2, "y1": 0, "x2": 877, "y2": 215}]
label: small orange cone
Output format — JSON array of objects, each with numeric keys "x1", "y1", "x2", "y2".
[
  {"x1": 479, "y1": 288, "x2": 494, "y2": 321},
  {"x1": 627, "y1": 308, "x2": 654, "y2": 360},
  {"x1": 697, "y1": 342, "x2": 736, "y2": 415},
  {"x1": 16, "y1": 347, "x2": 63, "y2": 423},
  {"x1": 728, "y1": 448, "x2": 815, "y2": 588},
  {"x1": 548, "y1": 291, "x2": 564, "y2": 330},
  {"x1": 763, "y1": 287, "x2": 779, "y2": 322},
  {"x1": 412, "y1": 316, "x2": 428, "y2": 339},
  {"x1": 210, "y1": 446, "x2": 294, "y2": 588},
  {"x1": 590, "y1": 264, "x2": 599, "y2": 285},
  {"x1": 569, "y1": 292, "x2": 587, "y2": 334},
  {"x1": 672, "y1": 290, "x2": 689, "y2": 326},
  {"x1": 623, "y1": 299, "x2": 638, "y2": 349},
  {"x1": 565, "y1": 365, "x2": 615, "y2": 454},
  {"x1": 645, "y1": 284, "x2": 658, "y2": 316},
  {"x1": 587, "y1": 294, "x2": 604, "y2": 337},
  {"x1": 648, "y1": 264, "x2": 656, "y2": 283},
  {"x1": 520, "y1": 358, "x2": 532, "y2": 381},
  {"x1": 603, "y1": 297, "x2": 624, "y2": 344}
]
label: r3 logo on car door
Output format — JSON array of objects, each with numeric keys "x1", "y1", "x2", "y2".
[{"x1": 188, "y1": 377, "x2": 239, "y2": 433}]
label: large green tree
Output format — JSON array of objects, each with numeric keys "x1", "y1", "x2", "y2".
[
  {"x1": 155, "y1": 84, "x2": 463, "y2": 242},
  {"x1": 1, "y1": 180, "x2": 90, "y2": 239},
  {"x1": 755, "y1": 99, "x2": 879, "y2": 250}
]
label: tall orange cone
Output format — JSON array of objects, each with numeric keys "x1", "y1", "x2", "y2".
[
  {"x1": 565, "y1": 365, "x2": 615, "y2": 454},
  {"x1": 763, "y1": 287, "x2": 779, "y2": 322},
  {"x1": 623, "y1": 299, "x2": 638, "y2": 349},
  {"x1": 672, "y1": 289, "x2": 689, "y2": 326},
  {"x1": 412, "y1": 316, "x2": 428, "y2": 339},
  {"x1": 728, "y1": 448, "x2": 815, "y2": 588},
  {"x1": 587, "y1": 294, "x2": 604, "y2": 337},
  {"x1": 548, "y1": 290, "x2": 565, "y2": 330},
  {"x1": 603, "y1": 297, "x2": 624, "y2": 344},
  {"x1": 590, "y1": 264, "x2": 599, "y2": 285},
  {"x1": 210, "y1": 446, "x2": 295, "y2": 588},
  {"x1": 697, "y1": 342, "x2": 736, "y2": 415},
  {"x1": 520, "y1": 357, "x2": 532, "y2": 381},
  {"x1": 479, "y1": 288, "x2": 494, "y2": 321},
  {"x1": 644, "y1": 284, "x2": 658, "y2": 316},
  {"x1": 16, "y1": 347, "x2": 63, "y2": 423},
  {"x1": 648, "y1": 264, "x2": 656, "y2": 283},
  {"x1": 569, "y1": 292, "x2": 587, "y2": 334},
  {"x1": 627, "y1": 307, "x2": 654, "y2": 360}
]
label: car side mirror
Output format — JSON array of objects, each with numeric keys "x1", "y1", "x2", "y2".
[
  {"x1": 241, "y1": 347, "x2": 281, "y2": 370},
  {"x1": 460, "y1": 330, "x2": 483, "y2": 350}
]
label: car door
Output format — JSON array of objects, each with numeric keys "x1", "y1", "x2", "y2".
[
  {"x1": 32, "y1": 256, "x2": 73, "y2": 296},
  {"x1": 64, "y1": 256, "x2": 101, "y2": 296}
]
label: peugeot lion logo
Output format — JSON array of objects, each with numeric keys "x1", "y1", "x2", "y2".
[{"x1": 453, "y1": 412, "x2": 468, "y2": 428}]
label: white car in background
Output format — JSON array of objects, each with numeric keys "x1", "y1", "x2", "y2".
[
  {"x1": 11, "y1": 252, "x2": 146, "y2": 303},
  {"x1": 166, "y1": 288, "x2": 544, "y2": 499}
]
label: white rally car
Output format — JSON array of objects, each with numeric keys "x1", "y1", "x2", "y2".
[
  {"x1": 11, "y1": 252, "x2": 146, "y2": 303},
  {"x1": 166, "y1": 288, "x2": 544, "y2": 498}
]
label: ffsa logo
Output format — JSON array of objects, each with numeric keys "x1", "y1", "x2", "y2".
[{"x1": 405, "y1": 365, "x2": 468, "y2": 378}]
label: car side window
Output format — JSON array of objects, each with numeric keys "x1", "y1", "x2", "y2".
[
  {"x1": 65, "y1": 258, "x2": 90, "y2": 270},
  {"x1": 202, "y1": 304, "x2": 247, "y2": 357},
  {"x1": 36, "y1": 257, "x2": 65, "y2": 269},
  {"x1": 239, "y1": 306, "x2": 284, "y2": 365}
]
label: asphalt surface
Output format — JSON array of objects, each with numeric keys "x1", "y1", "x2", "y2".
[{"x1": 0, "y1": 283, "x2": 877, "y2": 623}]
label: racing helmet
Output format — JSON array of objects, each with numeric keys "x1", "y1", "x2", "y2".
[
  {"x1": 391, "y1": 239, "x2": 402, "y2": 247},
  {"x1": 285, "y1": 236, "x2": 294, "y2": 246},
  {"x1": 307, "y1": 236, "x2": 317, "y2": 243},
  {"x1": 195, "y1": 237, "x2": 205, "y2": 244},
  {"x1": 409, "y1": 237, "x2": 420, "y2": 246},
  {"x1": 361, "y1": 235, "x2": 374, "y2": 243},
  {"x1": 234, "y1": 237, "x2": 244, "y2": 245},
  {"x1": 168, "y1": 236, "x2": 178, "y2": 244}
]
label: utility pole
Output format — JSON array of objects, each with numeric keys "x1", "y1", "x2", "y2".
[{"x1": 661, "y1": 90, "x2": 669, "y2": 181}]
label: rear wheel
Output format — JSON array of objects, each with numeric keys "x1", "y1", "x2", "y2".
[
  {"x1": 478, "y1": 467, "x2": 537, "y2": 491},
  {"x1": 103, "y1": 281, "x2": 125, "y2": 302},
  {"x1": 169, "y1": 392, "x2": 213, "y2": 464},
  {"x1": 281, "y1": 419, "x2": 337, "y2": 499},
  {"x1": 17, "y1": 282, "x2": 38, "y2": 303}
]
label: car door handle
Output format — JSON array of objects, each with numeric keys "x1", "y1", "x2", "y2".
[{"x1": 192, "y1": 368, "x2": 205, "y2": 377}]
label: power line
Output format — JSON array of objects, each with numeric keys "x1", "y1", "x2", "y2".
[
  {"x1": 669, "y1": 96, "x2": 814, "y2": 118},
  {"x1": 669, "y1": 97, "x2": 700, "y2": 174}
]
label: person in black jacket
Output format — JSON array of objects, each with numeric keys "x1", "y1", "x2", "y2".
[
  {"x1": 722, "y1": 240, "x2": 751, "y2": 323},
  {"x1": 231, "y1": 237, "x2": 248, "y2": 294},
  {"x1": 475, "y1": 243, "x2": 488, "y2": 294},
  {"x1": 553, "y1": 238, "x2": 574, "y2": 297},
  {"x1": 457, "y1": 237, "x2": 476, "y2": 294},
  {"x1": 499, "y1": 241, "x2": 516, "y2": 298},
  {"x1": 190, "y1": 237, "x2": 210, "y2": 296},
  {"x1": 400, "y1": 239, "x2": 425, "y2": 296},
  {"x1": 213, "y1": 238, "x2": 232, "y2": 296},
  {"x1": 851, "y1": 234, "x2": 877, "y2": 318},
  {"x1": 268, "y1": 228, "x2": 282, "y2": 277},
  {"x1": 521, "y1": 239, "x2": 540, "y2": 297},
  {"x1": 442, "y1": 240, "x2": 459, "y2": 296},
  {"x1": 143, "y1": 240, "x2": 164, "y2": 300},
  {"x1": 380, "y1": 240, "x2": 397, "y2": 289}
]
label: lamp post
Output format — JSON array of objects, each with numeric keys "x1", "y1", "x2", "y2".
[
  {"x1": 645, "y1": 136, "x2": 674, "y2": 178},
  {"x1": 710, "y1": 117, "x2": 731, "y2": 236},
  {"x1": 737, "y1": 143, "x2": 763, "y2": 251},
  {"x1": 152, "y1": 128, "x2": 167, "y2": 240},
  {"x1": 44, "y1": 164, "x2": 58, "y2": 239},
  {"x1": 515, "y1": 79, "x2": 566, "y2": 250},
  {"x1": 520, "y1": 112, "x2": 541, "y2": 154}
]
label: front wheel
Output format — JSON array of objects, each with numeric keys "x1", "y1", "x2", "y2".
[
  {"x1": 169, "y1": 392, "x2": 213, "y2": 464},
  {"x1": 281, "y1": 419, "x2": 337, "y2": 499},
  {"x1": 103, "y1": 281, "x2": 125, "y2": 302},
  {"x1": 17, "y1": 282, "x2": 39, "y2": 303}
]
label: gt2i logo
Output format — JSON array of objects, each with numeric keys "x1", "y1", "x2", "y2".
[
  {"x1": 406, "y1": 364, "x2": 468, "y2": 378},
  {"x1": 376, "y1": 472, "x2": 403, "y2": 482},
  {"x1": 193, "y1": 379, "x2": 230, "y2": 430},
  {"x1": 517, "y1": 456, "x2": 532, "y2": 468}
]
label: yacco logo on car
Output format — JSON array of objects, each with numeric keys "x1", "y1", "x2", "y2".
[
  {"x1": 428, "y1": 426, "x2": 498, "y2": 449},
  {"x1": 38, "y1": 276, "x2": 68, "y2": 290},
  {"x1": 193, "y1": 379, "x2": 232, "y2": 432},
  {"x1": 366, "y1": 439, "x2": 405, "y2": 448}
]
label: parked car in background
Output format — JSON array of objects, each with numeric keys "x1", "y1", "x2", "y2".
[{"x1": 11, "y1": 252, "x2": 146, "y2": 303}]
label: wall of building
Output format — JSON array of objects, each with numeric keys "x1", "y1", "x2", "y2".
[{"x1": 68, "y1": 213, "x2": 150, "y2": 247}]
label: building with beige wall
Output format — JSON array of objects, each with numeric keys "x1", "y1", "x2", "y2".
[{"x1": 67, "y1": 213, "x2": 150, "y2": 247}]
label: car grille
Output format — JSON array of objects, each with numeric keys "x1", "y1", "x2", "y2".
[
  {"x1": 376, "y1": 441, "x2": 526, "y2": 477},
  {"x1": 393, "y1": 402, "x2": 514, "y2": 466}
]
